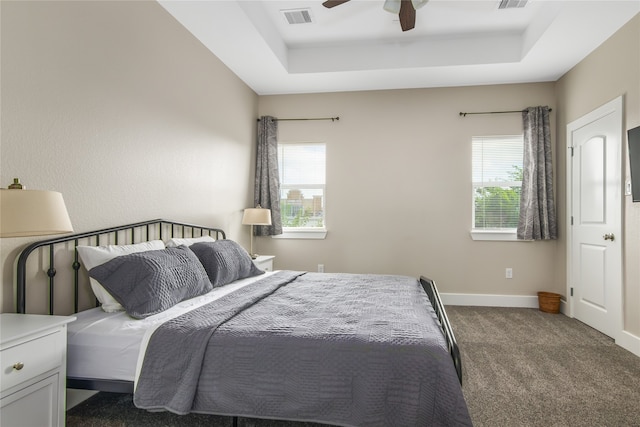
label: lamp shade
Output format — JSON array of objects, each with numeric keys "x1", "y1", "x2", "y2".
[
  {"x1": 1, "y1": 189, "x2": 73, "y2": 237},
  {"x1": 241, "y1": 207, "x2": 272, "y2": 226}
]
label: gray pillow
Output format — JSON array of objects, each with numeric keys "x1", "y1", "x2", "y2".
[
  {"x1": 89, "y1": 245, "x2": 213, "y2": 319},
  {"x1": 190, "y1": 240, "x2": 264, "y2": 287}
]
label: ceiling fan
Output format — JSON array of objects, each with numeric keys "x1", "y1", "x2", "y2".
[{"x1": 322, "y1": 0, "x2": 428, "y2": 32}]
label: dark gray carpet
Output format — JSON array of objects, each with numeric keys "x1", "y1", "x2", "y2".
[
  {"x1": 448, "y1": 306, "x2": 640, "y2": 427},
  {"x1": 66, "y1": 306, "x2": 640, "y2": 426}
]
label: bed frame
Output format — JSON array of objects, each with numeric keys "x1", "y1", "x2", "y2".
[
  {"x1": 15, "y1": 218, "x2": 462, "y2": 396},
  {"x1": 421, "y1": 275, "x2": 462, "y2": 384}
]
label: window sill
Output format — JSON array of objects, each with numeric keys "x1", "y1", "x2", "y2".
[
  {"x1": 470, "y1": 230, "x2": 522, "y2": 241},
  {"x1": 273, "y1": 229, "x2": 327, "y2": 240}
]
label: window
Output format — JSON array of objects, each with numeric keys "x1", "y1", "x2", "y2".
[
  {"x1": 277, "y1": 143, "x2": 326, "y2": 238},
  {"x1": 471, "y1": 135, "x2": 523, "y2": 240}
]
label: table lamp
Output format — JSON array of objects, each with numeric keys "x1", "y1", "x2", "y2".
[
  {"x1": 241, "y1": 205, "x2": 272, "y2": 259},
  {"x1": 1, "y1": 179, "x2": 73, "y2": 237}
]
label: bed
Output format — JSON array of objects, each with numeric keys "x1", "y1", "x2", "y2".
[{"x1": 16, "y1": 219, "x2": 471, "y2": 426}]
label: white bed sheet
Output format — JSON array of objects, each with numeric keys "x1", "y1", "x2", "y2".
[{"x1": 67, "y1": 271, "x2": 276, "y2": 383}]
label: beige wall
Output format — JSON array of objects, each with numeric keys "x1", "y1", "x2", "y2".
[
  {"x1": 0, "y1": 1, "x2": 258, "y2": 312},
  {"x1": 258, "y1": 84, "x2": 560, "y2": 296},
  {"x1": 556, "y1": 14, "x2": 640, "y2": 336}
]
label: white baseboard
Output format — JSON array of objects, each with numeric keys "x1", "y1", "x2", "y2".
[
  {"x1": 617, "y1": 330, "x2": 640, "y2": 357},
  {"x1": 442, "y1": 293, "x2": 540, "y2": 308},
  {"x1": 441, "y1": 293, "x2": 569, "y2": 314}
]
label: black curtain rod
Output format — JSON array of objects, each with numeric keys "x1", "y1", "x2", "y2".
[
  {"x1": 459, "y1": 108, "x2": 552, "y2": 117},
  {"x1": 257, "y1": 117, "x2": 340, "y2": 122}
]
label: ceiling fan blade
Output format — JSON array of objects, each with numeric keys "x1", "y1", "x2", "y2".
[
  {"x1": 322, "y1": 0, "x2": 351, "y2": 8},
  {"x1": 399, "y1": 0, "x2": 416, "y2": 31}
]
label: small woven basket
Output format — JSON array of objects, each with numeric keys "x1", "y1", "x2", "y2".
[{"x1": 537, "y1": 291, "x2": 561, "y2": 314}]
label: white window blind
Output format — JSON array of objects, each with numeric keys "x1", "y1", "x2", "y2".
[
  {"x1": 472, "y1": 135, "x2": 523, "y2": 230},
  {"x1": 278, "y1": 143, "x2": 326, "y2": 229}
]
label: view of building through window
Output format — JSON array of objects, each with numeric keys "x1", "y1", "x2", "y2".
[
  {"x1": 278, "y1": 143, "x2": 326, "y2": 228},
  {"x1": 472, "y1": 135, "x2": 523, "y2": 230}
]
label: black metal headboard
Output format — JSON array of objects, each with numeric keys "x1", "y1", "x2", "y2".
[{"x1": 16, "y1": 219, "x2": 226, "y2": 315}]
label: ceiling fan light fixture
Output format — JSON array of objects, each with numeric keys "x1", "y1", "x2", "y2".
[
  {"x1": 324, "y1": 0, "x2": 423, "y2": 32},
  {"x1": 383, "y1": 0, "x2": 401, "y2": 14},
  {"x1": 411, "y1": 0, "x2": 428, "y2": 10}
]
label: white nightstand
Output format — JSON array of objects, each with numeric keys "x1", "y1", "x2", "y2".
[
  {"x1": 253, "y1": 255, "x2": 275, "y2": 271},
  {"x1": 1, "y1": 313, "x2": 76, "y2": 427}
]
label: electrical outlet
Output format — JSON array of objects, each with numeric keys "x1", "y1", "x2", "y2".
[
  {"x1": 318, "y1": 264, "x2": 325, "y2": 273},
  {"x1": 505, "y1": 268, "x2": 513, "y2": 279}
]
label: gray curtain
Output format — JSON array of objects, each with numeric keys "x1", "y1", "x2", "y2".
[
  {"x1": 254, "y1": 116, "x2": 282, "y2": 236},
  {"x1": 517, "y1": 106, "x2": 557, "y2": 240}
]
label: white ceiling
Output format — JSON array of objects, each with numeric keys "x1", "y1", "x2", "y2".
[{"x1": 158, "y1": 0, "x2": 640, "y2": 95}]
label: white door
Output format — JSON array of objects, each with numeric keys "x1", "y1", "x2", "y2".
[{"x1": 567, "y1": 96, "x2": 623, "y2": 339}]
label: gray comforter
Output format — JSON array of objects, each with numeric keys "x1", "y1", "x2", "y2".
[{"x1": 134, "y1": 271, "x2": 472, "y2": 426}]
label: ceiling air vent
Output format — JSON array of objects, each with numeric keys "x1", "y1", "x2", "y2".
[
  {"x1": 281, "y1": 8, "x2": 313, "y2": 25},
  {"x1": 498, "y1": 0, "x2": 527, "y2": 9}
]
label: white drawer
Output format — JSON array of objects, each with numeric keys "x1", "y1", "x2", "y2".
[{"x1": 1, "y1": 331, "x2": 63, "y2": 392}]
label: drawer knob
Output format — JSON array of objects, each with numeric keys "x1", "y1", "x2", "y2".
[{"x1": 12, "y1": 362, "x2": 24, "y2": 371}]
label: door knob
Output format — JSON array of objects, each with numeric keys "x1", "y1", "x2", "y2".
[{"x1": 603, "y1": 233, "x2": 615, "y2": 241}]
